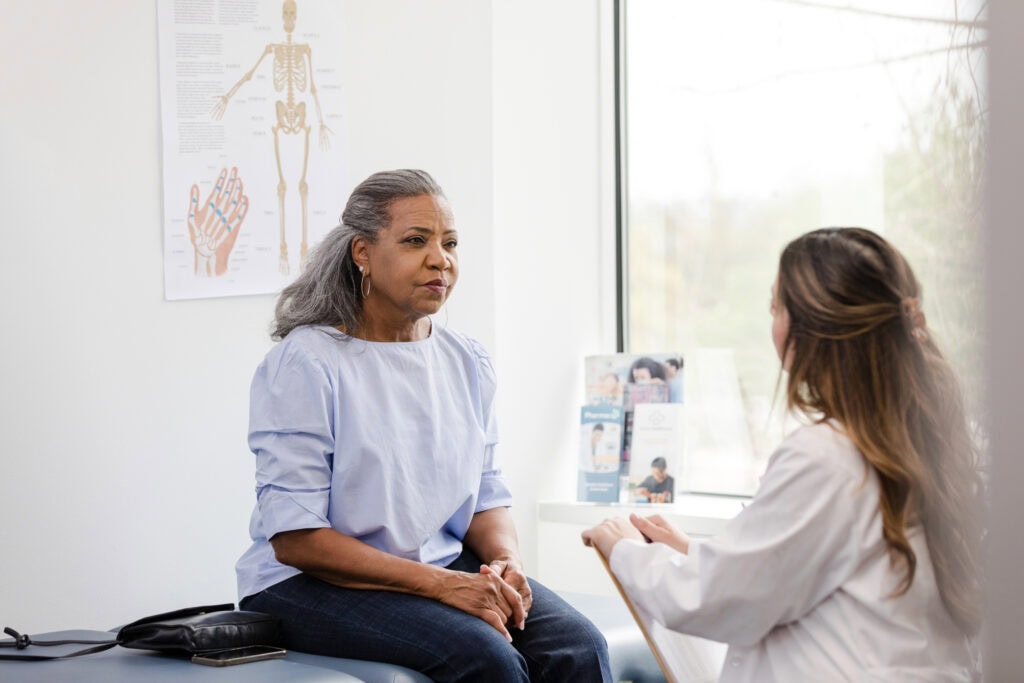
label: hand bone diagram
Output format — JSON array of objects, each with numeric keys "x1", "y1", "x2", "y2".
[{"x1": 188, "y1": 167, "x2": 249, "y2": 277}]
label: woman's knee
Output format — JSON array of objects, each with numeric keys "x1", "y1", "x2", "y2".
[
  {"x1": 436, "y1": 626, "x2": 530, "y2": 683},
  {"x1": 514, "y1": 588, "x2": 612, "y2": 681}
]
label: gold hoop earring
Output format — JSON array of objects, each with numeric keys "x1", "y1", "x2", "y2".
[{"x1": 360, "y1": 270, "x2": 372, "y2": 298}]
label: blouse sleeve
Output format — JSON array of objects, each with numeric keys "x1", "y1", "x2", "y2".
[
  {"x1": 466, "y1": 336, "x2": 514, "y2": 512},
  {"x1": 248, "y1": 338, "x2": 336, "y2": 538},
  {"x1": 610, "y1": 429, "x2": 872, "y2": 646}
]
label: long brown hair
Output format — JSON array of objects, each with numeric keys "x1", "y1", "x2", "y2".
[{"x1": 776, "y1": 227, "x2": 982, "y2": 635}]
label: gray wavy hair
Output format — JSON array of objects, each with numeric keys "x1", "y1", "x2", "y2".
[{"x1": 271, "y1": 169, "x2": 446, "y2": 340}]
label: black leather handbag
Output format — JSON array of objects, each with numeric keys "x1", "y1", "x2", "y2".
[{"x1": 0, "y1": 603, "x2": 281, "y2": 661}]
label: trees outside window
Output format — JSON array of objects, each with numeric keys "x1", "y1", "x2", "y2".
[{"x1": 621, "y1": 0, "x2": 987, "y2": 491}]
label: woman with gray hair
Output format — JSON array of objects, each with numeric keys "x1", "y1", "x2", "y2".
[{"x1": 236, "y1": 169, "x2": 611, "y2": 682}]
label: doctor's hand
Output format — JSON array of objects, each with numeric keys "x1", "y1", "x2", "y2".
[
  {"x1": 581, "y1": 517, "x2": 644, "y2": 560},
  {"x1": 629, "y1": 513, "x2": 690, "y2": 554},
  {"x1": 481, "y1": 559, "x2": 532, "y2": 629}
]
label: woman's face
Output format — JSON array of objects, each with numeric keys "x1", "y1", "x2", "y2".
[
  {"x1": 770, "y1": 276, "x2": 791, "y2": 369},
  {"x1": 632, "y1": 367, "x2": 653, "y2": 382},
  {"x1": 358, "y1": 194, "x2": 458, "y2": 321}
]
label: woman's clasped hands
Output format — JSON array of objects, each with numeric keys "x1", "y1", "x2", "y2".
[{"x1": 436, "y1": 559, "x2": 532, "y2": 642}]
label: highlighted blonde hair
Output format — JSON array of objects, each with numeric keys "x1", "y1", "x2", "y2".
[{"x1": 777, "y1": 227, "x2": 983, "y2": 635}]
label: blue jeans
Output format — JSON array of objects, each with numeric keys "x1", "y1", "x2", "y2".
[{"x1": 241, "y1": 547, "x2": 612, "y2": 682}]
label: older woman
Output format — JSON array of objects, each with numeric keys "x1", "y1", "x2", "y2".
[{"x1": 236, "y1": 169, "x2": 611, "y2": 682}]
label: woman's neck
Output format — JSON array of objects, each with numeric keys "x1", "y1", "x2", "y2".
[{"x1": 347, "y1": 315, "x2": 432, "y2": 342}]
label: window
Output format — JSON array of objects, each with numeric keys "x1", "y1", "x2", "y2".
[{"x1": 618, "y1": 0, "x2": 987, "y2": 494}]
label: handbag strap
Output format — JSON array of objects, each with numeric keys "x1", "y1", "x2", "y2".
[
  {"x1": 0, "y1": 627, "x2": 118, "y2": 661},
  {"x1": 0, "y1": 603, "x2": 237, "y2": 661}
]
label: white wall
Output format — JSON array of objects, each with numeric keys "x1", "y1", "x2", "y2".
[
  {"x1": 491, "y1": 0, "x2": 618, "y2": 572},
  {"x1": 0, "y1": 0, "x2": 610, "y2": 632}
]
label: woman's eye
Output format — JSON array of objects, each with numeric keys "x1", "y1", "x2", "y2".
[
  {"x1": 445, "y1": 240, "x2": 458, "y2": 249},
  {"x1": 405, "y1": 236, "x2": 426, "y2": 245}
]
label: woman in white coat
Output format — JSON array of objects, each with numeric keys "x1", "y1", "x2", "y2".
[{"x1": 583, "y1": 227, "x2": 983, "y2": 682}]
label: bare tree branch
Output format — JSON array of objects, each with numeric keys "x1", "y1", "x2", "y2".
[
  {"x1": 964, "y1": 1, "x2": 988, "y2": 128},
  {"x1": 671, "y1": 42, "x2": 987, "y2": 96},
  {"x1": 762, "y1": 0, "x2": 988, "y2": 29}
]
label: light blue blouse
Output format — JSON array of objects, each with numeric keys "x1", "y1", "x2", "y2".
[{"x1": 236, "y1": 324, "x2": 514, "y2": 600}]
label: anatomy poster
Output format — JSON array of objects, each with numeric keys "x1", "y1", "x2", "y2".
[{"x1": 158, "y1": 0, "x2": 345, "y2": 300}]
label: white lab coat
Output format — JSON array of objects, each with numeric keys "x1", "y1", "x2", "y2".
[{"x1": 610, "y1": 421, "x2": 974, "y2": 682}]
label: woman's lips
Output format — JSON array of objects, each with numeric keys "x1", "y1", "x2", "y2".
[{"x1": 423, "y1": 280, "x2": 448, "y2": 294}]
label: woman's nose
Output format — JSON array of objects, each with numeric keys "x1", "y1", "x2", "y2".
[{"x1": 428, "y1": 243, "x2": 450, "y2": 269}]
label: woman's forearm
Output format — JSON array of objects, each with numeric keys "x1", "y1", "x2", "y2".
[
  {"x1": 463, "y1": 507, "x2": 523, "y2": 568},
  {"x1": 271, "y1": 527, "x2": 447, "y2": 598}
]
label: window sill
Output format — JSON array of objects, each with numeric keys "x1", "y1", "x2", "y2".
[{"x1": 538, "y1": 494, "x2": 748, "y2": 536}]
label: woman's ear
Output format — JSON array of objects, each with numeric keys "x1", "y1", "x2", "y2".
[{"x1": 351, "y1": 237, "x2": 369, "y2": 272}]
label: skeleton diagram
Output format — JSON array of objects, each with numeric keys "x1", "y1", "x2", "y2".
[{"x1": 211, "y1": 0, "x2": 332, "y2": 274}]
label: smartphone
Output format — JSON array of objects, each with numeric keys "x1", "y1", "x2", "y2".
[{"x1": 191, "y1": 645, "x2": 287, "y2": 667}]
